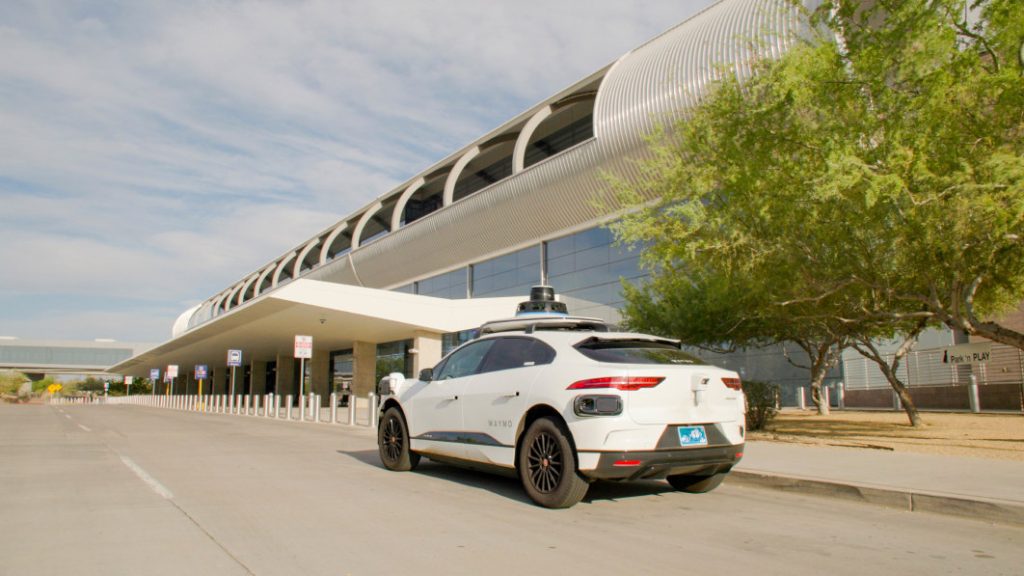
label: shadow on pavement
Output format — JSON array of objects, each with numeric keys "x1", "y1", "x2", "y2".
[
  {"x1": 337, "y1": 448, "x2": 384, "y2": 468},
  {"x1": 337, "y1": 448, "x2": 679, "y2": 506}
]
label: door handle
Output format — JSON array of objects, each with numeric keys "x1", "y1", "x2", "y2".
[
  {"x1": 447, "y1": 395, "x2": 459, "y2": 401},
  {"x1": 501, "y1": 391, "x2": 520, "y2": 398}
]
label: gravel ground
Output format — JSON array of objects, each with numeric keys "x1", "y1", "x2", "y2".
[{"x1": 749, "y1": 410, "x2": 1024, "y2": 461}]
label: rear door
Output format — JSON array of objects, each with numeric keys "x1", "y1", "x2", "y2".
[{"x1": 460, "y1": 337, "x2": 556, "y2": 464}]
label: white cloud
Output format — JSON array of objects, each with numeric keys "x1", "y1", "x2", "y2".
[{"x1": 0, "y1": 0, "x2": 717, "y2": 341}]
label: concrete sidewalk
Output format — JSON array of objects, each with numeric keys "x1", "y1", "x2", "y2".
[{"x1": 732, "y1": 441, "x2": 1024, "y2": 526}]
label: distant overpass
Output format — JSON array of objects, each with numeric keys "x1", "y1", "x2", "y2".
[{"x1": 0, "y1": 338, "x2": 154, "y2": 380}]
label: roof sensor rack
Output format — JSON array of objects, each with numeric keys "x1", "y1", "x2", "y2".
[{"x1": 515, "y1": 285, "x2": 568, "y2": 317}]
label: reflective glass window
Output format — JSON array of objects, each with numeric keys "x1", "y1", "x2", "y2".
[
  {"x1": 472, "y1": 246, "x2": 541, "y2": 298},
  {"x1": 435, "y1": 339, "x2": 496, "y2": 380},
  {"x1": 442, "y1": 329, "x2": 478, "y2": 356},
  {"x1": 418, "y1": 268, "x2": 468, "y2": 299},
  {"x1": 479, "y1": 337, "x2": 556, "y2": 374},
  {"x1": 545, "y1": 226, "x2": 648, "y2": 321}
]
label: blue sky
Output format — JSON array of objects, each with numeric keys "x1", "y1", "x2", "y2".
[{"x1": 0, "y1": 0, "x2": 716, "y2": 344}]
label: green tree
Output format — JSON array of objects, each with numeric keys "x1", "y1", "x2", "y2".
[{"x1": 612, "y1": 0, "x2": 1024, "y2": 426}]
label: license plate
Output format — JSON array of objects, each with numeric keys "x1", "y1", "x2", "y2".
[{"x1": 677, "y1": 425, "x2": 708, "y2": 447}]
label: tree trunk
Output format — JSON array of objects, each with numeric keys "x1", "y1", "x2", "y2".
[
  {"x1": 853, "y1": 337, "x2": 923, "y2": 427},
  {"x1": 787, "y1": 339, "x2": 842, "y2": 416},
  {"x1": 809, "y1": 362, "x2": 831, "y2": 416},
  {"x1": 889, "y1": 377, "x2": 922, "y2": 427}
]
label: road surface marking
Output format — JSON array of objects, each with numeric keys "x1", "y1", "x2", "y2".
[
  {"x1": 64, "y1": 414, "x2": 71, "y2": 420},
  {"x1": 119, "y1": 455, "x2": 174, "y2": 500},
  {"x1": 78, "y1": 424, "x2": 92, "y2": 432}
]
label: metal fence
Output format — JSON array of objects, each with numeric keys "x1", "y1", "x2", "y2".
[{"x1": 843, "y1": 343, "x2": 1024, "y2": 390}]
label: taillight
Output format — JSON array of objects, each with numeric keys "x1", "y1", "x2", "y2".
[
  {"x1": 722, "y1": 377, "x2": 742, "y2": 391},
  {"x1": 567, "y1": 376, "x2": 664, "y2": 391}
]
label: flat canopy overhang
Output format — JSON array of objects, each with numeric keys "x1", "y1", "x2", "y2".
[{"x1": 111, "y1": 280, "x2": 522, "y2": 376}]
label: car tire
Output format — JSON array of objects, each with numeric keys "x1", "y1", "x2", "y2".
[
  {"x1": 518, "y1": 417, "x2": 589, "y2": 508},
  {"x1": 667, "y1": 472, "x2": 726, "y2": 493},
  {"x1": 378, "y1": 407, "x2": 420, "y2": 471}
]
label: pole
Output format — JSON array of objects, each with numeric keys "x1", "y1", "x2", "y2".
[
  {"x1": 230, "y1": 366, "x2": 236, "y2": 398},
  {"x1": 198, "y1": 378, "x2": 204, "y2": 411},
  {"x1": 299, "y1": 357, "x2": 306, "y2": 421}
]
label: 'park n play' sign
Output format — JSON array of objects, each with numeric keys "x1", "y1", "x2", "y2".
[{"x1": 942, "y1": 342, "x2": 992, "y2": 365}]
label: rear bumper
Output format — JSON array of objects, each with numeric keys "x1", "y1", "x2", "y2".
[{"x1": 583, "y1": 443, "x2": 744, "y2": 481}]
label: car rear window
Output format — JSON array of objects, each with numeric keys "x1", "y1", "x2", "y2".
[{"x1": 574, "y1": 338, "x2": 705, "y2": 365}]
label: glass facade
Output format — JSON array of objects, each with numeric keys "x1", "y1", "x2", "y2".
[
  {"x1": 376, "y1": 340, "x2": 413, "y2": 380},
  {"x1": 442, "y1": 329, "x2": 478, "y2": 357},
  {"x1": 471, "y1": 246, "x2": 541, "y2": 298},
  {"x1": 417, "y1": 268, "x2": 468, "y2": 299},
  {"x1": 546, "y1": 226, "x2": 646, "y2": 322},
  {"x1": 389, "y1": 224, "x2": 645, "y2": 324}
]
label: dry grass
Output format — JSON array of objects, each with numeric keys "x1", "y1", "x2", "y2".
[{"x1": 749, "y1": 410, "x2": 1024, "y2": 461}]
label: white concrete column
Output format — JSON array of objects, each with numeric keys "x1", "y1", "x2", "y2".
[
  {"x1": 412, "y1": 331, "x2": 443, "y2": 377},
  {"x1": 353, "y1": 341, "x2": 377, "y2": 398}
]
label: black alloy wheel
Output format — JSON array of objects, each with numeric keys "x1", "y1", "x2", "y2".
[
  {"x1": 378, "y1": 407, "x2": 419, "y2": 471},
  {"x1": 518, "y1": 417, "x2": 589, "y2": 508},
  {"x1": 527, "y1": 430, "x2": 562, "y2": 492}
]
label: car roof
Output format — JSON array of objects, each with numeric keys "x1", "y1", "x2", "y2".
[
  {"x1": 477, "y1": 322, "x2": 680, "y2": 349},
  {"x1": 478, "y1": 315, "x2": 612, "y2": 335}
]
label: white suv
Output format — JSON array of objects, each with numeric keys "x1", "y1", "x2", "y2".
[{"x1": 377, "y1": 290, "x2": 746, "y2": 508}]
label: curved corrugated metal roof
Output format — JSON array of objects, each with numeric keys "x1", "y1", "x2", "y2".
[{"x1": 183, "y1": 0, "x2": 816, "y2": 333}]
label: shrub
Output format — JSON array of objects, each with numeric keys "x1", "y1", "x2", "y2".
[
  {"x1": 742, "y1": 380, "x2": 779, "y2": 431},
  {"x1": 0, "y1": 371, "x2": 28, "y2": 396}
]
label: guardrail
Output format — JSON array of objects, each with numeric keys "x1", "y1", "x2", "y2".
[{"x1": 50, "y1": 392, "x2": 381, "y2": 429}]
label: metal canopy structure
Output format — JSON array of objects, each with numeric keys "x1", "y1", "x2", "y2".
[{"x1": 112, "y1": 280, "x2": 520, "y2": 377}]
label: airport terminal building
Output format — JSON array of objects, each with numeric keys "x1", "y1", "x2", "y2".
[{"x1": 112, "y1": 0, "x2": 1024, "y2": 412}]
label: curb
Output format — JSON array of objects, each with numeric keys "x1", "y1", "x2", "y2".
[{"x1": 729, "y1": 470, "x2": 1024, "y2": 527}]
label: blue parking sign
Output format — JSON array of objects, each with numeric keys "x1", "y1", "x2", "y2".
[
  {"x1": 195, "y1": 364, "x2": 208, "y2": 379},
  {"x1": 227, "y1": 349, "x2": 242, "y2": 367},
  {"x1": 150, "y1": 368, "x2": 160, "y2": 380}
]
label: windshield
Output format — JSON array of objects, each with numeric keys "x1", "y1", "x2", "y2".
[{"x1": 574, "y1": 338, "x2": 704, "y2": 365}]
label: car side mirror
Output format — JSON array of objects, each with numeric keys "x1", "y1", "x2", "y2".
[{"x1": 418, "y1": 368, "x2": 434, "y2": 382}]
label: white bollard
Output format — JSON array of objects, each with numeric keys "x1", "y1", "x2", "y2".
[
  {"x1": 797, "y1": 388, "x2": 806, "y2": 410},
  {"x1": 265, "y1": 394, "x2": 272, "y2": 418},
  {"x1": 369, "y1": 393, "x2": 378, "y2": 429},
  {"x1": 330, "y1": 393, "x2": 338, "y2": 424},
  {"x1": 348, "y1": 397, "x2": 356, "y2": 426},
  {"x1": 299, "y1": 392, "x2": 306, "y2": 422},
  {"x1": 968, "y1": 374, "x2": 981, "y2": 413},
  {"x1": 315, "y1": 395, "x2": 321, "y2": 423},
  {"x1": 243, "y1": 395, "x2": 250, "y2": 415},
  {"x1": 286, "y1": 395, "x2": 293, "y2": 420},
  {"x1": 275, "y1": 394, "x2": 281, "y2": 419},
  {"x1": 837, "y1": 382, "x2": 845, "y2": 410},
  {"x1": 228, "y1": 395, "x2": 235, "y2": 414},
  {"x1": 254, "y1": 394, "x2": 261, "y2": 416}
]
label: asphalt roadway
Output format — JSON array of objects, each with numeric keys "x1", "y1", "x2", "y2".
[{"x1": 1, "y1": 404, "x2": 1021, "y2": 576}]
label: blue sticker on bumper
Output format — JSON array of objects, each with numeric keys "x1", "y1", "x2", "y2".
[{"x1": 677, "y1": 425, "x2": 708, "y2": 447}]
